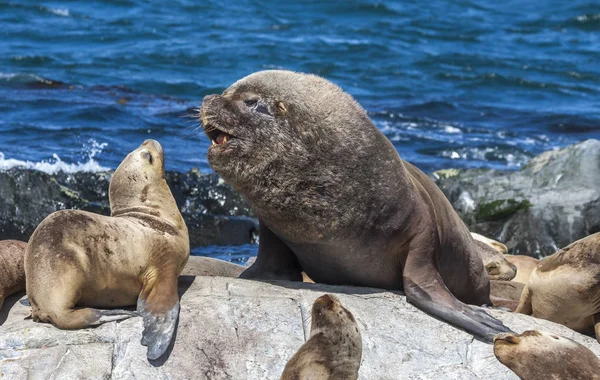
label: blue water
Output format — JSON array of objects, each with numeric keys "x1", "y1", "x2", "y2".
[
  {"x1": 1, "y1": 0, "x2": 599, "y2": 175},
  {"x1": 1, "y1": 1, "x2": 600, "y2": 260}
]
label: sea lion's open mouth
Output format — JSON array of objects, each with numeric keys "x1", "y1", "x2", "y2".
[{"x1": 203, "y1": 123, "x2": 235, "y2": 147}]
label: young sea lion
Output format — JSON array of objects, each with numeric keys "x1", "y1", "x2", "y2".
[
  {"x1": 281, "y1": 294, "x2": 362, "y2": 380},
  {"x1": 516, "y1": 233, "x2": 600, "y2": 342},
  {"x1": 200, "y1": 70, "x2": 511, "y2": 342},
  {"x1": 505, "y1": 255, "x2": 539, "y2": 284},
  {"x1": 470, "y1": 233, "x2": 517, "y2": 281},
  {"x1": 0, "y1": 240, "x2": 27, "y2": 311},
  {"x1": 25, "y1": 140, "x2": 189, "y2": 360},
  {"x1": 494, "y1": 330, "x2": 600, "y2": 380}
]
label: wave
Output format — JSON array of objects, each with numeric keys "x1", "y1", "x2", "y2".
[
  {"x1": 0, "y1": 139, "x2": 109, "y2": 174},
  {"x1": 0, "y1": 73, "x2": 66, "y2": 88}
]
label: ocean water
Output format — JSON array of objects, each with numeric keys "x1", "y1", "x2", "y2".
[{"x1": 1, "y1": 1, "x2": 599, "y2": 258}]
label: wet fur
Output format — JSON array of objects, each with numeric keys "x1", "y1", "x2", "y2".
[
  {"x1": 516, "y1": 233, "x2": 600, "y2": 342},
  {"x1": 281, "y1": 294, "x2": 362, "y2": 380},
  {"x1": 201, "y1": 70, "x2": 511, "y2": 342},
  {"x1": 494, "y1": 330, "x2": 600, "y2": 379},
  {"x1": 0, "y1": 240, "x2": 27, "y2": 311},
  {"x1": 25, "y1": 140, "x2": 189, "y2": 359}
]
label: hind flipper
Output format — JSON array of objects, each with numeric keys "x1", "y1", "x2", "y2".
[{"x1": 137, "y1": 273, "x2": 180, "y2": 360}]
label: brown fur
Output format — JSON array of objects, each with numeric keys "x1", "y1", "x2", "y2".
[
  {"x1": 494, "y1": 330, "x2": 600, "y2": 379},
  {"x1": 25, "y1": 140, "x2": 189, "y2": 359},
  {"x1": 200, "y1": 70, "x2": 511, "y2": 342},
  {"x1": 506, "y1": 255, "x2": 539, "y2": 284},
  {"x1": 516, "y1": 233, "x2": 600, "y2": 342},
  {"x1": 0, "y1": 240, "x2": 27, "y2": 311},
  {"x1": 471, "y1": 233, "x2": 517, "y2": 281},
  {"x1": 281, "y1": 294, "x2": 362, "y2": 380},
  {"x1": 490, "y1": 280, "x2": 525, "y2": 311}
]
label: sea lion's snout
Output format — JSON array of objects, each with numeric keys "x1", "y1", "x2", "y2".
[
  {"x1": 141, "y1": 139, "x2": 163, "y2": 157},
  {"x1": 313, "y1": 294, "x2": 339, "y2": 312}
]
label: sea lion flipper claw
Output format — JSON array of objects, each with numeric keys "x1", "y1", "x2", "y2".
[{"x1": 137, "y1": 277, "x2": 181, "y2": 361}]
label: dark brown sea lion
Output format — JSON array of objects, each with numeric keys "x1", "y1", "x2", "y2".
[
  {"x1": 25, "y1": 140, "x2": 189, "y2": 360},
  {"x1": 281, "y1": 294, "x2": 362, "y2": 380},
  {"x1": 494, "y1": 330, "x2": 600, "y2": 380},
  {"x1": 0, "y1": 240, "x2": 27, "y2": 311},
  {"x1": 200, "y1": 70, "x2": 511, "y2": 342},
  {"x1": 516, "y1": 233, "x2": 600, "y2": 342}
]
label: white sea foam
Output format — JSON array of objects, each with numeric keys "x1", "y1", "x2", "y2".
[
  {"x1": 444, "y1": 126, "x2": 462, "y2": 134},
  {"x1": 48, "y1": 8, "x2": 70, "y2": 17},
  {"x1": 0, "y1": 139, "x2": 109, "y2": 174}
]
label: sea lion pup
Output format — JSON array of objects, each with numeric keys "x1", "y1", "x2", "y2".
[
  {"x1": 505, "y1": 255, "x2": 539, "y2": 284},
  {"x1": 516, "y1": 233, "x2": 600, "y2": 342},
  {"x1": 25, "y1": 140, "x2": 189, "y2": 360},
  {"x1": 494, "y1": 330, "x2": 600, "y2": 380},
  {"x1": 281, "y1": 294, "x2": 362, "y2": 380},
  {"x1": 181, "y1": 256, "x2": 244, "y2": 277},
  {"x1": 200, "y1": 70, "x2": 511, "y2": 342},
  {"x1": 470, "y1": 233, "x2": 517, "y2": 281},
  {"x1": 0, "y1": 240, "x2": 27, "y2": 311}
]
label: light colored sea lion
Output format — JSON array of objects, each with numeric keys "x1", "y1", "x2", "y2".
[
  {"x1": 505, "y1": 255, "x2": 539, "y2": 284},
  {"x1": 25, "y1": 140, "x2": 189, "y2": 360},
  {"x1": 494, "y1": 330, "x2": 600, "y2": 380},
  {"x1": 516, "y1": 233, "x2": 600, "y2": 342},
  {"x1": 181, "y1": 256, "x2": 244, "y2": 277},
  {"x1": 0, "y1": 240, "x2": 27, "y2": 311},
  {"x1": 281, "y1": 294, "x2": 362, "y2": 380},
  {"x1": 470, "y1": 233, "x2": 517, "y2": 281},
  {"x1": 200, "y1": 70, "x2": 511, "y2": 342}
]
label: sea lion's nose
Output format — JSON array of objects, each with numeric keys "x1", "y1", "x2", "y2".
[
  {"x1": 202, "y1": 94, "x2": 220, "y2": 105},
  {"x1": 141, "y1": 139, "x2": 162, "y2": 153}
]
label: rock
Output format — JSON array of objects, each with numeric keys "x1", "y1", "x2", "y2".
[
  {"x1": 0, "y1": 169, "x2": 257, "y2": 248},
  {"x1": 1, "y1": 277, "x2": 598, "y2": 379},
  {"x1": 433, "y1": 139, "x2": 600, "y2": 257}
]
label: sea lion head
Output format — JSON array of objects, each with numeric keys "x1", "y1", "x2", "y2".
[
  {"x1": 494, "y1": 330, "x2": 600, "y2": 379},
  {"x1": 200, "y1": 70, "x2": 383, "y2": 201},
  {"x1": 109, "y1": 140, "x2": 174, "y2": 218},
  {"x1": 473, "y1": 239, "x2": 517, "y2": 281},
  {"x1": 311, "y1": 294, "x2": 357, "y2": 331}
]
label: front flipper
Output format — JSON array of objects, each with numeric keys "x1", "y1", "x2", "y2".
[
  {"x1": 403, "y1": 234, "x2": 513, "y2": 343},
  {"x1": 240, "y1": 221, "x2": 303, "y2": 282},
  {"x1": 137, "y1": 274, "x2": 180, "y2": 360}
]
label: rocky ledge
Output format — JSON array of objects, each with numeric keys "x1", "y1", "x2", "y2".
[
  {"x1": 1, "y1": 276, "x2": 599, "y2": 379},
  {"x1": 433, "y1": 139, "x2": 600, "y2": 257}
]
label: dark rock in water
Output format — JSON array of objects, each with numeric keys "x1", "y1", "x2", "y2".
[
  {"x1": 0, "y1": 168, "x2": 256, "y2": 247},
  {"x1": 433, "y1": 139, "x2": 600, "y2": 257}
]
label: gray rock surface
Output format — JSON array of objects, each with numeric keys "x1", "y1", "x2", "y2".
[
  {"x1": 434, "y1": 139, "x2": 600, "y2": 257},
  {"x1": 0, "y1": 169, "x2": 257, "y2": 247},
  {"x1": 1, "y1": 276, "x2": 598, "y2": 379}
]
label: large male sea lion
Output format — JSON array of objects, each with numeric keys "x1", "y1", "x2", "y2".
[
  {"x1": 494, "y1": 330, "x2": 600, "y2": 380},
  {"x1": 281, "y1": 294, "x2": 362, "y2": 380},
  {"x1": 0, "y1": 240, "x2": 27, "y2": 311},
  {"x1": 516, "y1": 233, "x2": 600, "y2": 342},
  {"x1": 200, "y1": 70, "x2": 511, "y2": 342},
  {"x1": 25, "y1": 140, "x2": 189, "y2": 360}
]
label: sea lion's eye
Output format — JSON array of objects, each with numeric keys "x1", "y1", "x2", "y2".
[
  {"x1": 142, "y1": 151, "x2": 153, "y2": 165},
  {"x1": 244, "y1": 99, "x2": 258, "y2": 107}
]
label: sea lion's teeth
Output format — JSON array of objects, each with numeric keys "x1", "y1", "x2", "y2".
[
  {"x1": 211, "y1": 140, "x2": 216, "y2": 145},
  {"x1": 223, "y1": 135, "x2": 229, "y2": 143}
]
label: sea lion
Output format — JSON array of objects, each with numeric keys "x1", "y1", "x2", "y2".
[
  {"x1": 200, "y1": 70, "x2": 511, "y2": 342},
  {"x1": 246, "y1": 256, "x2": 314, "y2": 283},
  {"x1": 494, "y1": 330, "x2": 600, "y2": 380},
  {"x1": 505, "y1": 255, "x2": 539, "y2": 284},
  {"x1": 181, "y1": 256, "x2": 244, "y2": 277},
  {"x1": 0, "y1": 240, "x2": 27, "y2": 311},
  {"x1": 25, "y1": 140, "x2": 189, "y2": 360},
  {"x1": 490, "y1": 280, "x2": 525, "y2": 312},
  {"x1": 470, "y1": 233, "x2": 517, "y2": 281},
  {"x1": 516, "y1": 233, "x2": 600, "y2": 342},
  {"x1": 281, "y1": 294, "x2": 362, "y2": 380}
]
